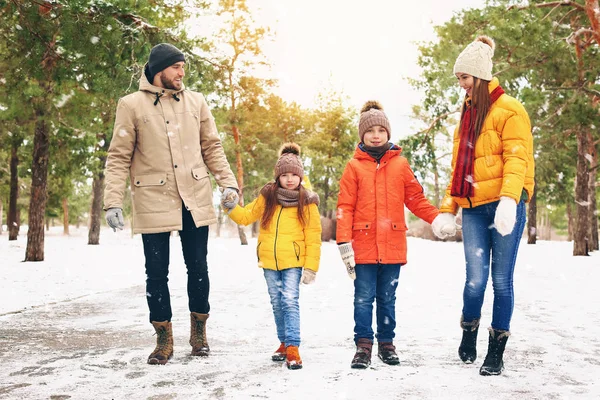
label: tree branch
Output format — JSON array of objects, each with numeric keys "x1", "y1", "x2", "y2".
[
  {"x1": 508, "y1": 1, "x2": 585, "y2": 12},
  {"x1": 546, "y1": 86, "x2": 600, "y2": 96},
  {"x1": 415, "y1": 109, "x2": 460, "y2": 137}
]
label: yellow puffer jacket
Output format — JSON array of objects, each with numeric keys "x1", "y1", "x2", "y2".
[
  {"x1": 440, "y1": 77, "x2": 535, "y2": 213},
  {"x1": 227, "y1": 195, "x2": 322, "y2": 272}
]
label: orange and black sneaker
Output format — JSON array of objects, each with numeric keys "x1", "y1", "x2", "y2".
[
  {"x1": 272, "y1": 342, "x2": 286, "y2": 361},
  {"x1": 285, "y1": 345, "x2": 303, "y2": 370}
]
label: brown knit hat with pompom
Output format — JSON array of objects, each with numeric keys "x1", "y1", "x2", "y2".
[
  {"x1": 274, "y1": 143, "x2": 304, "y2": 180},
  {"x1": 358, "y1": 101, "x2": 391, "y2": 142}
]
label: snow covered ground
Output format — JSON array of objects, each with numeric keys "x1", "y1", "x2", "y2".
[{"x1": 1, "y1": 226, "x2": 599, "y2": 399}]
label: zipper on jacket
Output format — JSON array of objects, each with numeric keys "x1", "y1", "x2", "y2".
[
  {"x1": 467, "y1": 197, "x2": 473, "y2": 208},
  {"x1": 273, "y1": 207, "x2": 283, "y2": 270}
]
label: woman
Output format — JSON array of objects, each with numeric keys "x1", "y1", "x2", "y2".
[{"x1": 431, "y1": 36, "x2": 535, "y2": 376}]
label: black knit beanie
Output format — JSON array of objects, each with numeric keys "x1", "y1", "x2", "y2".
[{"x1": 145, "y1": 43, "x2": 185, "y2": 84}]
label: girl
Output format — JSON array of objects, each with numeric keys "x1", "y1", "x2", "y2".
[
  {"x1": 336, "y1": 101, "x2": 444, "y2": 368},
  {"x1": 221, "y1": 143, "x2": 321, "y2": 370},
  {"x1": 432, "y1": 36, "x2": 535, "y2": 376}
]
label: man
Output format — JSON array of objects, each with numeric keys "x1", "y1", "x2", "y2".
[{"x1": 103, "y1": 43, "x2": 239, "y2": 365}]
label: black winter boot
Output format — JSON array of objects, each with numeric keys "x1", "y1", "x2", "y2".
[
  {"x1": 351, "y1": 338, "x2": 373, "y2": 369},
  {"x1": 458, "y1": 316, "x2": 480, "y2": 364},
  {"x1": 480, "y1": 328, "x2": 510, "y2": 376},
  {"x1": 378, "y1": 342, "x2": 400, "y2": 365}
]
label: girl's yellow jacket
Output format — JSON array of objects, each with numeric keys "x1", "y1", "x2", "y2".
[
  {"x1": 227, "y1": 195, "x2": 322, "y2": 272},
  {"x1": 440, "y1": 77, "x2": 535, "y2": 213}
]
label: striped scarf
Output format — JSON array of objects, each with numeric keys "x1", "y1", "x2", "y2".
[{"x1": 451, "y1": 86, "x2": 504, "y2": 198}]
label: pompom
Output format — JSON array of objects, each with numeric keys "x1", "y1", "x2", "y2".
[
  {"x1": 476, "y1": 35, "x2": 495, "y2": 55},
  {"x1": 360, "y1": 100, "x2": 383, "y2": 114},
  {"x1": 278, "y1": 142, "x2": 301, "y2": 157}
]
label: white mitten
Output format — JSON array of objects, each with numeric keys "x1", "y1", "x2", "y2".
[
  {"x1": 431, "y1": 213, "x2": 456, "y2": 239},
  {"x1": 337, "y1": 242, "x2": 356, "y2": 280},
  {"x1": 301, "y1": 269, "x2": 316, "y2": 285},
  {"x1": 494, "y1": 196, "x2": 517, "y2": 236}
]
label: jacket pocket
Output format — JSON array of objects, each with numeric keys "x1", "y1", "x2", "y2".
[
  {"x1": 352, "y1": 222, "x2": 371, "y2": 230},
  {"x1": 132, "y1": 173, "x2": 170, "y2": 213},
  {"x1": 256, "y1": 242, "x2": 261, "y2": 261},
  {"x1": 293, "y1": 241, "x2": 301, "y2": 261},
  {"x1": 191, "y1": 165, "x2": 212, "y2": 207},
  {"x1": 391, "y1": 221, "x2": 407, "y2": 231}
]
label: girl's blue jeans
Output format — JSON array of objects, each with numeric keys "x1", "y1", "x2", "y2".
[
  {"x1": 461, "y1": 199, "x2": 526, "y2": 331},
  {"x1": 263, "y1": 267, "x2": 302, "y2": 347},
  {"x1": 353, "y1": 263, "x2": 402, "y2": 343}
]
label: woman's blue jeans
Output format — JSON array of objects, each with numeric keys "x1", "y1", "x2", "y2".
[
  {"x1": 263, "y1": 268, "x2": 302, "y2": 347},
  {"x1": 353, "y1": 264, "x2": 402, "y2": 343},
  {"x1": 461, "y1": 200, "x2": 526, "y2": 331}
]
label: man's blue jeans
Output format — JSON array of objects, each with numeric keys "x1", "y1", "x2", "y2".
[
  {"x1": 461, "y1": 200, "x2": 526, "y2": 331},
  {"x1": 263, "y1": 268, "x2": 302, "y2": 347},
  {"x1": 353, "y1": 264, "x2": 402, "y2": 343}
]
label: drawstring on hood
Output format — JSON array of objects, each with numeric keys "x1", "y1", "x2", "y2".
[{"x1": 153, "y1": 92, "x2": 163, "y2": 106}]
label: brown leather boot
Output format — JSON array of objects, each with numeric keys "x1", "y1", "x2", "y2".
[
  {"x1": 148, "y1": 321, "x2": 173, "y2": 365},
  {"x1": 351, "y1": 338, "x2": 373, "y2": 369},
  {"x1": 190, "y1": 312, "x2": 210, "y2": 356}
]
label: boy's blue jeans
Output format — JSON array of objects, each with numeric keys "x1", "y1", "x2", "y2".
[
  {"x1": 461, "y1": 200, "x2": 526, "y2": 331},
  {"x1": 263, "y1": 268, "x2": 302, "y2": 347},
  {"x1": 353, "y1": 264, "x2": 402, "y2": 343}
]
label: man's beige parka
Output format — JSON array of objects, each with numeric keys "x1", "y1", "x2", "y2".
[{"x1": 103, "y1": 72, "x2": 238, "y2": 234}]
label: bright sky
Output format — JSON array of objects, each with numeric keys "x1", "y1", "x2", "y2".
[
  {"x1": 248, "y1": 0, "x2": 486, "y2": 141},
  {"x1": 193, "y1": 0, "x2": 487, "y2": 142}
]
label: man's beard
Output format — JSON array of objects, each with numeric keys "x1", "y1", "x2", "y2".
[{"x1": 160, "y1": 74, "x2": 181, "y2": 90}]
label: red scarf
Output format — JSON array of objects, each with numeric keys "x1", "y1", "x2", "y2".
[{"x1": 450, "y1": 86, "x2": 504, "y2": 198}]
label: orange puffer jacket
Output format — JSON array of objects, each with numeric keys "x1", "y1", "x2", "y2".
[{"x1": 336, "y1": 145, "x2": 439, "y2": 265}]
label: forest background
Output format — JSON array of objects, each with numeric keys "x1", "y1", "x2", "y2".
[{"x1": 0, "y1": 0, "x2": 598, "y2": 261}]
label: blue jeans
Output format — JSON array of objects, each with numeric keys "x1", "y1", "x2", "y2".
[
  {"x1": 263, "y1": 268, "x2": 302, "y2": 347},
  {"x1": 353, "y1": 264, "x2": 402, "y2": 343},
  {"x1": 461, "y1": 200, "x2": 526, "y2": 331}
]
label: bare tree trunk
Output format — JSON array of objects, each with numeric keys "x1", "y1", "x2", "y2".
[
  {"x1": 62, "y1": 197, "x2": 69, "y2": 235},
  {"x1": 232, "y1": 124, "x2": 248, "y2": 245},
  {"x1": 567, "y1": 202, "x2": 573, "y2": 241},
  {"x1": 88, "y1": 167, "x2": 105, "y2": 245},
  {"x1": 588, "y1": 135, "x2": 598, "y2": 251},
  {"x1": 573, "y1": 130, "x2": 590, "y2": 256},
  {"x1": 527, "y1": 185, "x2": 537, "y2": 244},
  {"x1": 8, "y1": 142, "x2": 20, "y2": 241},
  {"x1": 25, "y1": 101, "x2": 51, "y2": 262}
]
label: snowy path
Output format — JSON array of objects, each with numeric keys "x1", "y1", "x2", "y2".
[{"x1": 1, "y1": 228, "x2": 599, "y2": 399}]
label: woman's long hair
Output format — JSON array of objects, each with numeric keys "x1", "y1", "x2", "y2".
[
  {"x1": 460, "y1": 77, "x2": 491, "y2": 141},
  {"x1": 260, "y1": 181, "x2": 308, "y2": 229}
]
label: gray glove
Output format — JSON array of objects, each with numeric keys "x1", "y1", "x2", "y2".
[
  {"x1": 221, "y1": 187, "x2": 239, "y2": 210},
  {"x1": 106, "y1": 207, "x2": 124, "y2": 231}
]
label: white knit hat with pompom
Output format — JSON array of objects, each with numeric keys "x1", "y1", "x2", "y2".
[{"x1": 453, "y1": 36, "x2": 495, "y2": 81}]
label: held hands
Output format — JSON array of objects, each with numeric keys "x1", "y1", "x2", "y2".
[
  {"x1": 106, "y1": 207, "x2": 124, "y2": 232},
  {"x1": 431, "y1": 213, "x2": 457, "y2": 239},
  {"x1": 494, "y1": 196, "x2": 517, "y2": 236},
  {"x1": 337, "y1": 242, "x2": 356, "y2": 280},
  {"x1": 301, "y1": 269, "x2": 316, "y2": 285},
  {"x1": 221, "y1": 187, "x2": 239, "y2": 210}
]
